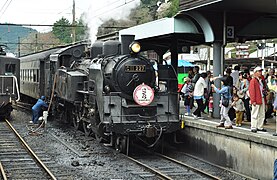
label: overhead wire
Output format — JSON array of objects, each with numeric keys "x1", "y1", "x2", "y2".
[
  {"x1": 38, "y1": 6, "x2": 73, "y2": 32},
  {"x1": 91, "y1": 0, "x2": 138, "y2": 19},
  {"x1": 0, "y1": 0, "x2": 12, "y2": 20},
  {"x1": 0, "y1": 0, "x2": 9, "y2": 14},
  {"x1": 0, "y1": 0, "x2": 139, "y2": 51}
]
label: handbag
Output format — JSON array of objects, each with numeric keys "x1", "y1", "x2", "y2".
[{"x1": 222, "y1": 87, "x2": 230, "y2": 107}]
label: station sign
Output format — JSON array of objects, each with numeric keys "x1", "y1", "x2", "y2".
[
  {"x1": 133, "y1": 83, "x2": 154, "y2": 106},
  {"x1": 227, "y1": 26, "x2": 234, "y2": 39}
]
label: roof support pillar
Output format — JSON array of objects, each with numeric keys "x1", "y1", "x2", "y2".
[
  {"x1": 170, "y1": 35, "x2": 178, "y2": 92},
  {"x1": 170, "y1": 36, "x2": 178, "y2": 71},
  {"x1": 212, "y1": 41, "x2": 224, "y2": 118}
]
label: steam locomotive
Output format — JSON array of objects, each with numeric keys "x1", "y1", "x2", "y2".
[
  {"x1": 0, "y1": 47, "x2": 20, "y2": 119},
  {"x1": 20, "y1": 36, "x2": 181, "y2": 153}
]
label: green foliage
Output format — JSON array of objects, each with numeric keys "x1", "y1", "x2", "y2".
[
  {"x1": 97, "y1": 19, "x2": 134, "y2": 36},
  {"x1": 20, "y1": 32, "x2": 60, "y2": 56},
  {"x1": 52, "y1": 17, "x2": 72, "y2": 44},
  {"x1": 75, "y1": 14, "x2": 89, "y2": 41},
  {"x1": 164, "y1": 0, "x2": 180, "y2": 17},
  {"x1": 129, "y1": 6, "x2": 155, "y2": 25},
  {"x1": 140, "y1": 0, "x2": 157, "y2": 7},
  {"x1": 157, "y1": 0, "x2": 180, "y2": 18},
  {"x1": 52, "y1": 16, "x2": 88, "y2": 44},
  {"x1": 97, "y1": 0, "x2": 180, "y2": 36}
]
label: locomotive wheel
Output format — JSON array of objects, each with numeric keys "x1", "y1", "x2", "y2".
[
  {"x1": 94, "y1": 106, "x2": 105, "y2": 143},
  {"x1": 95, "y1": 122, "x2": 105, "y2": 143},
  {"x1": 72, "y1": 110, "x2": 81, "y2": 130},
  {"x1": 95, "y1": 133, "x2": 103, "y2": 143},
  {"x1": 59, "y1": 110, "x2": 70, "y2": 123},
  {"x1": 82, "y1": 121, "x2": 92, "y2": 137},
  {"x1": 115, "y1": 136, "x2": 127, "y2": 154}
]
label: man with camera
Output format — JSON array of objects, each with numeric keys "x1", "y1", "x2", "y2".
[{"x1": 249, "y1": 67, "x2": 267, "y2": 133}]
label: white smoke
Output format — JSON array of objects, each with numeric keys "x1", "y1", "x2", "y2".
[{"x1": 82, "y1": 0, "x2": 140, "y2": 43}]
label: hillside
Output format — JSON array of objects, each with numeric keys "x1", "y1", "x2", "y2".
[{"x1": 0, "y1": 24, "x2": 37, "y2": 55}]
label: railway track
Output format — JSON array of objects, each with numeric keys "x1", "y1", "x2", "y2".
[
  {"x1": 0, "y1": 119, "x2": 58, "y2": 180},
  {"x1": 127, "y1": 154, "x2": 219, "y2": 179},
  {"x1": 12, "y1": 101, "x2": 32, "y2": 112},
  {"x1": 125, "y1": 146, "x2": 251, "y2": 180}
]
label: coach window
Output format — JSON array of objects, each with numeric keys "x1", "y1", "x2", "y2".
[
  {"x1": 31, "y1": 70, "x2": 34, "y2": 82},
  {"x1": 33, "y1": 69, "x2": 37, "y2": 82},
  {"x1": 27, "y1": 69, "x2": 30, "y2": 81},
  {"x1": 5, "y1": 64, "x2": 15, "y2": 74},
  {"x1": 37, "y1": 70, "x2": 39, "y2": 82}
]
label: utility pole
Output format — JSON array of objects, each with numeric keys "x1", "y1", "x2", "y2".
[
  {"x1": 72, "y1": 0, "x2": 76, "y2": 43},
  {"x1": 17, "y1": 37, "x2": 20, "y2": 57},
  {"x1": 35, "y1": 34, "x2": 38, "y2": 52}
]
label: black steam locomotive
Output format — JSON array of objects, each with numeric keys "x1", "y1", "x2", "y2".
[
  {"x1": 20, "y1": 36, "x2": 180, "y2": 153},
  {"x1": 0, "y1": 47, "x2": 20, "y2": 119}
]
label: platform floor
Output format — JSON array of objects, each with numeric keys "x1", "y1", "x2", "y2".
[{"x1": 179, "y1": 100, "x2": 277, "y2": 135}]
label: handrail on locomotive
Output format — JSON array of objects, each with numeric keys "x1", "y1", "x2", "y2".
[{"x1": 0, "y1": 75, "x2": 20, "y2": 102}]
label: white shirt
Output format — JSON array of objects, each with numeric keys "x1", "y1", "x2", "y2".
[
  {"x1": 231, "y1": 70, "x2": 239, "y2": 86},
  {"x1": 193, "y1": 77, "x2": 207, "y2": 97}
]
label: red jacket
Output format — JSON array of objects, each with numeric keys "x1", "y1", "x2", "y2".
[{"x1": 249, "y1": 77, "x2": 265, "y2": 105}]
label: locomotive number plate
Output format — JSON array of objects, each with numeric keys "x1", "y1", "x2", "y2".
[{"x1": 125, "y1": 65, "x2": 146, "y2": 72}]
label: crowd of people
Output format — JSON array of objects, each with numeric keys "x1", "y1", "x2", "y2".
[{"x1": 180, "y1": 65, "x2": 277, "y2": 132}]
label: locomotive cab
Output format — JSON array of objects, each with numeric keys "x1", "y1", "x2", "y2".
[{"x1": 0, "y1": 53, "x2": 20, "y2": 119}]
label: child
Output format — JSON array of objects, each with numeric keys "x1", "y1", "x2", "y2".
[
  {"x1": 231, "y1": 94, "x2": 245, "y2": 126},
  {"x1": 181, "y1": 77, "x2": 193, "y2": 116}
]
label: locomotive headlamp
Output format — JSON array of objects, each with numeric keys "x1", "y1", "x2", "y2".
[{"x1": 129, "y1": 42, "x2": 141, "y2": 54}]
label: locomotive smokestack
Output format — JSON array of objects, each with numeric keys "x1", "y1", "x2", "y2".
[
  {"x1": 90, "y1": 41, "x2": 103, "y2": 59},
  {"x1": 120, "y1": 35, "x2": 135, "y2": 55}
]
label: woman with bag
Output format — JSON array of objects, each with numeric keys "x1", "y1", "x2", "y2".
[
  {"x1": 239, "y1": 73, "x2": 251, "y2": 122},
  {"x1": 211, "y1": 76, "x2": 233, "y2": 129}
]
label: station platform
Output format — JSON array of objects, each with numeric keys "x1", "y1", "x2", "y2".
[
  {"x1": 178, "y1": 101, "x2": 277, "y2": 180},
  {"x1": 179, "y1": 101, "x2": 277, "y2": 135}
]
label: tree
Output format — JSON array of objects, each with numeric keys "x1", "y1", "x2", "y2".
[
  {"x1": 157, "y1": 0, "x2": 180, "y2": 18},
  {"x1": 97, "y1": 19, "x2": 135, "y2": 37},
  {"x1": 96, "y1": 0, "x2": 180, "y2": 37},
  {"x1": 129, "y1": 6, "x2": 154, "y2": 25},
  {"x1": 20, "y1": 32, "x2": 60, "y2": 55},
  {"x1": 75, "y1": 14, "x2": 89, "y2": 41},
  {"x1": 52, "y1": 17, "x2": 72, "y2": 44},
  {"x1": 52, "y1": 17, "x2": 89, "y2": 44}
]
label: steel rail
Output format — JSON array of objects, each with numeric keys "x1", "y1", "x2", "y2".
[
  {"x1": 155, "y1": 153, "x2": 221, "y2": 180},
  {"x1": 0, "y1": 161, "x2": 7, "y2": 180},
  {"x1": 125, "y1": 155, "x2": 173, "y2": 180},
  {"x1": 4, "y1": 119, "x2": 57, "y2": 180},
  {"x1": 179, "y1": 152, "x2": 255, "y2": 180},
  {"x1": 134, "y1": 144, "x2": 221, "y2": 180}
]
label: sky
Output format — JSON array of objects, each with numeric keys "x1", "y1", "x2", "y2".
[{"x1": 0, "y1": 0, "x2": 140, "y2": 41}]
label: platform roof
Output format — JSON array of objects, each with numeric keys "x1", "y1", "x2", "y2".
[
  {"x1": 120, "y1": 18, "x2": 200, "y2": 40},
  {"x1": 179, "y1": 0, "x2": 277, "y2": 41},
  {"x1": 180, "y1": 0, "x2": 277, "y2": 13},
  {"x1": 119, "y1": 17, "x2": 206, "y2": 54}
]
